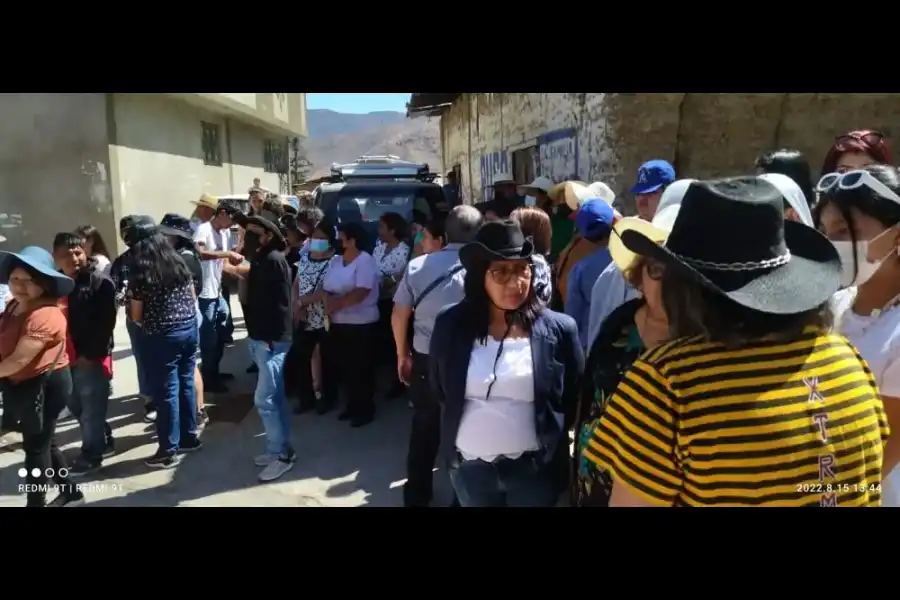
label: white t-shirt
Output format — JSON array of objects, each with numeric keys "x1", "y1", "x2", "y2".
[
  {"x1": 192, "y1": 220, "x2": 223, "y2": 299},
  {"x1": 833, "y1": 287, "x2": 900, "y2": 507},
  {"x1": 456, "y1": 337, "x2": 539, "y2": 462}
]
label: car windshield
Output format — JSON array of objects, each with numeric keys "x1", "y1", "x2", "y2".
[{"x1": 321, "y1": 187, "x2": 433, "y2": 223}]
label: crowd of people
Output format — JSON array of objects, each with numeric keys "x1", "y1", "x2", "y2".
[{"x1": 0, "y1": 128, "x2": 897, "y2": 507}]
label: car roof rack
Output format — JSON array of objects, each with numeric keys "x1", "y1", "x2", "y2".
[{"x1": 329, "y1": 156, "x2": 439, "y2": 183}]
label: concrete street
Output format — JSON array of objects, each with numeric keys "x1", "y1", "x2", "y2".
[{"x1": 0, "y1": 304, "x2": 451, "y2": 507}]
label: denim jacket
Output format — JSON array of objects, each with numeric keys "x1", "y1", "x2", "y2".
[{"x1": 429, "y1": 302, "x2": 585, "y2": 468}]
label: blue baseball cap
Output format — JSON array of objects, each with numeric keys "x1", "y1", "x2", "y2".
[
  {"x1": 630, "y1": 160, "x2": 676, "y2": 195},
  {"x1": 574, "y1": 199, "x2": 615, "y2": 239}
]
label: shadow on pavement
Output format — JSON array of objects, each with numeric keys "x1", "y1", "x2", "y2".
[{"x1": 84, "y1": 340, "x2": 437, "y2": 507}]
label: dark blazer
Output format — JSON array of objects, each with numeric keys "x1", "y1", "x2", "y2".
[{"x1": 429, "y1": 301, "x2": 585, "y2": 468}]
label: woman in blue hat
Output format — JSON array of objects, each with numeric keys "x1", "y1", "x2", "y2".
[{"x1": 0, "y1": 245, "x2": 82, "y2": 507}]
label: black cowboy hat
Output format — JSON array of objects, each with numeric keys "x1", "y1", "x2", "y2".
[
  {"x1": 459, "y1": 220, "x2": 534, "y2": 271},
  {"x1": 158, "y1": 213, "x2": 194, "y2": 242},
  {"x1": 120, "y1": 214, "x2": 157, "y2": 246},
  {"x1": 620, "y1": 176, "x2": 842, "y2": 315},
  {"x1": 245, "y1": 215, "x2": 286, "y2": 245}
]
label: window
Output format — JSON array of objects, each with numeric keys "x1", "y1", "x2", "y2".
[
  {"x1": 264, "y1": 139, "x2": 286, "y2": 173},
  {"x1": 511, "y1": 146, "x2": 537, "y2": 184},
  {"x1": 201, "y1": 121, "x2": 222, "y2": 166}
]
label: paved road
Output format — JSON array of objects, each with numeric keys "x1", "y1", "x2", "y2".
[{"x1": 0, "y1": 305, "x2": 451, "y2": 507}]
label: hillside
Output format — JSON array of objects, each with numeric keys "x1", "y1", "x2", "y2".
[{"x1": 305, "y1": 108, "x2": 442, "y2": 178}]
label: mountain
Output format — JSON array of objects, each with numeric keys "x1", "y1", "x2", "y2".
[{"x1": 305, "y1": 109, "x2": 442, "y2": 178}]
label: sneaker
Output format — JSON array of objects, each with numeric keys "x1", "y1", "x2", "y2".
[
  {"x1": 102, "y1": 439, "x2": 116, "y2": 459},
  {"x1": 68, "y1": 457, "x2": 102, "y2": 477},
  {"x1": 178, "y1": 439, "x2": 203, "y2": 453},
  {"x1": 254, "y1": 453, "x2": 277, "y2": 467},
  {"x1": 47, "y1": 490, "x2": 85, "y2": 507},
  {"x1": 258, "y1": 458, "x2": 293, "y2": 482},
  {"x1": 198, "y1": 408, "x2": 210, "y2": 427},
  {"x1": 143, "y1": 409, "x2": 157, "y2": 424},
  {"x1": 144, "y1": 452, "x2": 183, "y2": 469},
  {"x1": 58, "y1": 407, "x2": 73, "y2": 421}
]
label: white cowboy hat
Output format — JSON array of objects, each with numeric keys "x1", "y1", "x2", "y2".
[
  {"x1": 548, "y1": 180, "x2": 588, "y2": 205},
  {"x1": 609, "y1": 178, "x2": 695, "y2": 274},
  {"x1": 517, "y1": 176, "x2": 554, "y2": 196},
  {"x1": 490, "y1": 172, "x2": 517, "y2": 186}
]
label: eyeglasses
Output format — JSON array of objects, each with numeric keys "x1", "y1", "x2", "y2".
[
  {"x1": 488, "y1": 264, "x2": 532, "y2": 284},
  {"x1": 645, "y1": 260, "x2": 665, "y2": 281},
  {"x1": 834, "y1": 131, "x2": 885, "y2": 149},
  {"x1": 816, "y1": 170, "x2": 900, "y2": 206}
]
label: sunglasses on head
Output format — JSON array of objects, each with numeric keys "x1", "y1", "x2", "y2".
[
  {"x1": 816, "y1": 169, "x2": 900, "y2": 206},
  {"x1": 834, "y1": 131, "x2": 885, "y2": 148}
]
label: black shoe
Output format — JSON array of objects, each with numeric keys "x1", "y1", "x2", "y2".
[
  {"x1": 350, "y1": 414, "x2": 374, "y2": 428},
  {"x1": 246, "y1": 363, "x2": 258, "y2": 374},
  {"x1": 143, "y1": 404, "x2": 157, "y2": 424},
  {"x1": 178, "y1": 439, "x2": 204, "y2": 453},
  {"x1": 337, "y1": 410, "x2": 352, "y2": 421},
  {"x1": 198, "y1": 408, "x2": 210, "y2": 426},
  {"x1": 68, "y1": 457, "x2": 102, "y2": 477},
  {"x1": 47, "y1": 490, "x2": 85, "y2": 507},
  {"x1": 145, "y1": 452, "x2": 184, "y2": 469}
]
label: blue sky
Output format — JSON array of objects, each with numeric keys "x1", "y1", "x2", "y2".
[{"x1": 306, "y1": 93, "x2": 411, "y2": 114}]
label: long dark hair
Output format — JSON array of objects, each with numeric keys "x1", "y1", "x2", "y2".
[
  {"x1": 130, "y1": 232, "x2": 192, "y2": 290},
  {"x1": 660, "y1": 268, "x2": 832, "y2": 347},
  {"x1": 461, "y1": 257, "x2": 542, "y2": 344},
  {"x1": 74, "y1": 224, "x2": 111, "y2": 258},
  {"x1": 754, "y1": 148, "x2": 815, "y2": 208}
]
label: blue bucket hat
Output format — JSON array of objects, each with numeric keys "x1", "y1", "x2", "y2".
[
  {"x1": 0, "y1": 246, "x2": 75, "y2": 297},
  {"x1": 630, "y1": 159, "x2": 676, "y2": 195}
]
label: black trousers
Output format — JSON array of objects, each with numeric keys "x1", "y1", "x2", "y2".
[
  {"x1": 222, "y1": 278, "x2": 235, "y2": 340},
  {"x1": 377, "y1": 299, "x2": 402, "y2": 391},
  {"x1": 21, "y1": 367, "x2": 76, "y2": 507},
  {"x1": 404, "y1": 351, "x2": 442, "y2": 507},
  {"x1": 285, "y1": 327, "x2": 336, "y2": 409},
  {"x1": 327, "y1": 323, "x2": 377, "y2": 419}
]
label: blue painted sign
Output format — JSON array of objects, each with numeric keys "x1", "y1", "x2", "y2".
[
  {"x1": 537, "y1": 128, "x2": 578, "y2": 183},
  {"x1": 479, "y1": 150, "x2": 510, "y2": 194}
]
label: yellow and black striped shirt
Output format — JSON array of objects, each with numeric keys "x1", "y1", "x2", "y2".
[{"x1": 584, "y1": 329, "x2": 890, "y2": 507}]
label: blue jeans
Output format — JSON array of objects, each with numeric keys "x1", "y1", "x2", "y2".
[
  {"x1": 68, "y1": 361, "x2": 112, "y2": 462},
  {"x1": 142, "y1": 320, "x2": 199, "y2": 456},
  {"x1": 198, "y1": 295, "x2": 229, "y2": 379},
  {"x1": 248, "y1": 338, "x2": 293, "y2": 458},
  {"x1": 126, "y1": 319, "x2": 150, "y2": 398},
  {"x1": 449, "y1": 453, "x2": 557, "y2": 507}
]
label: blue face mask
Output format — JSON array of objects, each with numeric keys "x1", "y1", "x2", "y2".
[{"x1": 309, "y1": 239, "x2": 330, "y2": 253}]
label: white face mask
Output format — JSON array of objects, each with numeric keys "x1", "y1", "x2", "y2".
[{"x1": 831, "y1": 229, "x2": 897, "y2": 288}]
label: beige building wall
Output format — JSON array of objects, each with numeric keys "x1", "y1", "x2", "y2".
[
  {"x1": 108, "y1": 93, "x2": 288, "y2": 251},
  {"x1": 439, "y1": 93, "x2": 900, "y2": 211},
  {"x1": 0, "y1": 93, "x2": 115, "y2": 251}
]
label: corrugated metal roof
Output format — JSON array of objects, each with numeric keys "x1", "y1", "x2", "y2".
[{"x1": 406, "y1": 93, "x2": 460, "y2": 116}]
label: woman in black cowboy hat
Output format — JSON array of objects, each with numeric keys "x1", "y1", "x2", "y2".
[
  {"x1": 583, "y1": 176, "x2": 889, "y2": 507},
  {"x1": 0, "y1": 245, "x2": 81, "y2": 506},
  {"x1": 429, "y1": 220, "x2": 584, "y2": 507}
]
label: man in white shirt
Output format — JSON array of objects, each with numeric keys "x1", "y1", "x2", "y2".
[{"x1": 191, "y1": 194, "x2": 243, "y2": 392}]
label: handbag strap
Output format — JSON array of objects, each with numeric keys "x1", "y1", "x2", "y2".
[{"x1": 414, "y1": 264, "x2": 464, "y2": 310}]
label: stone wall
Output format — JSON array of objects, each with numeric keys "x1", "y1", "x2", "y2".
[{"x1": 440, "y1": 93, "x2": 900, "y2": 210}]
